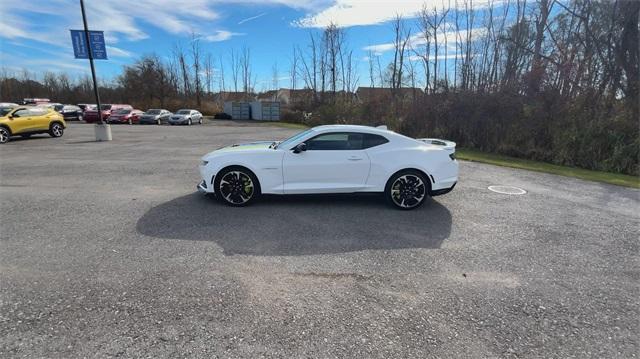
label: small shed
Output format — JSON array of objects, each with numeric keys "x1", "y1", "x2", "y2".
[
  {"x1": 223, "y1": 101, "x2": 251, "y2": 120},
  {"x1": 250, "y1": 101, "x2": 280, "y2": 121}
]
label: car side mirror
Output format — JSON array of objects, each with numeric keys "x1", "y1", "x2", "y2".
[{"x1": 293, "y1": 142, "x2": 307, "y2": 154}]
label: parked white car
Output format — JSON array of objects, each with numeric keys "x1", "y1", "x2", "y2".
[
  {"x1": 168, "y1": 109, "x2": 202, "y2": 125},
  {"x1": 198, "y1": 125, "x2": 458, "y2": 209}
]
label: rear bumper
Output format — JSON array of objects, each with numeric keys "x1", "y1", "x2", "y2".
[{"x1": 431, "y1": 182, "x2": 456, "y2": 196}]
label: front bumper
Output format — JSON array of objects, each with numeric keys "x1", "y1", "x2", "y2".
[
  {"x1": 107, "y1": 118, "x2": 129, "y2": 124},
  {"x1": 197, "y1": 180, "x2": 208, "y2": 193},
  {"x1": 169, "y1": 118, "x2": 189, "y2": 125}
]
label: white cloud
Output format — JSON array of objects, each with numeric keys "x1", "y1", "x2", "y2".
[
  {"x1": 238, "y1": 12, "x2": 267, "y2": 25},
  {"x1": 363, "y1": 27, "x2": 487, "y2": 55},
  {"x1": 106, "y1": 46, "x2": 133, "y2": 58},
  {"x1": 0, "y1": 0, "x2": 263, "y2": 46},
  {"x1": 408, "y1": 53, "x2": 465, "y2": 62},
  {"x1": 295, "y1": 0, "x2": 493, "y2": 28},
  {"x1": 203, "y1": 30, "x2": 243, "y2": 42}
]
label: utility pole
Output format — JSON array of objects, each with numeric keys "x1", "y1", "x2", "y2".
[{"x1": 79, "y1": 0, "x2": 111, "y2": 140}]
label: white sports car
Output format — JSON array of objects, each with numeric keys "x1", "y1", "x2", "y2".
[{"x1": 197, "y1": 125, "x2": 458, "y2": 209}]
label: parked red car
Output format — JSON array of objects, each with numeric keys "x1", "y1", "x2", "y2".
[
  {"x1": 107, "y1": 109, "x2": 144, "y2": 124},
  {"x1": 84, "y1": 104, "x2": 133, "y2": 123}
]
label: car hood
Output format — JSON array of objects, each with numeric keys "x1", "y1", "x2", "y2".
[
  {"x1": 171, "y1": 114, "x2": 189, "y2": 119},
  {"x1": 203, "y1": 141, "x2": 274, "y2": 159}
]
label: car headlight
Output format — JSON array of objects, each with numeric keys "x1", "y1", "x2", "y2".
[{"x1": 201, "y1": 160, "x2": 209, "y2": 166}]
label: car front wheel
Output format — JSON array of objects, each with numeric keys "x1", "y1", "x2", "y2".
[
  {"x1": 385, "y1": 170, "x2": 429, "y2": 210},
  {"x1": 188, "y1": 118, "x2": 192, "y2": 126},
  {"x1": 214, "y1": 167, "x2": 260, "y2": 207},
  {"x1": 49, "y1": 123, "x2": 64, "y2": 138}
]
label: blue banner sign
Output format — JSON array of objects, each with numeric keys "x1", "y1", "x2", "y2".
[{"x1": 70, "y1": 30, "x2": 108, "y2": 60}]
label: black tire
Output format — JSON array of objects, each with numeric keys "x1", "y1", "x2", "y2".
[
  {"x1": 188, "y1": 118, "x2": 192, "y2": 126},
  {"x1": 198, "y1": 118, "x2": 203, "y2": 124},
  {"x1": 384, "y1": 170, "x2": 429, "y2": 210},
  {"x1": 49, "y1": 122, "x2": 64, "y2": 138},
  {"x1": 128, "y1": 118, "x2": 133, "y2": 125},
  {"x1": 213, "y1": 166, "x2": 260, "y2": 207},
  {"x1": 157, "y1": 118, "x2": 161, "y2": 125},
  {"x1": 77, "y1": 114, "x2": 83, "y2": 121},
  {"x1": 0, "y1": 126, "x2": 11, "y2": 143}
]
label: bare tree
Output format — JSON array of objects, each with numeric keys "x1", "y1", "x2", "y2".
[
  {"x1": 240, "y1": 46, "x2": 252, "y2": 96},
  {"x1": 230, "y1": 49, "x2": 240, "y2": 93},
  {"x1": 190, "y1": 33, "x2": 202, "y2": 107}
]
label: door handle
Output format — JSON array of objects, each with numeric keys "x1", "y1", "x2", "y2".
[{"x1": 348, "y1": 156, "x2": 363, "y2": 161}]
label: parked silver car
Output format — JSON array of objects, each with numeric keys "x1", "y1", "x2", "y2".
[
  {"x1": 168, "y1": 109, "x2": 203, "y2": 125},
  {"x1": 139, "y1": 109, "x2": 172, "y2": 125}
]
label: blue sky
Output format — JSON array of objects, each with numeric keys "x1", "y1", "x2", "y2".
[{"x1": 0, "y1": 0, "x2": 495, "y2": 91}]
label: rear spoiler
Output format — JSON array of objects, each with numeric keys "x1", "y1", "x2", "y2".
[{"x1": 418, "y1": 138, "x2": 456, "y2": 152}]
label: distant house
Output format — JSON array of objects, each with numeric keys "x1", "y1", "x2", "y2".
[
  {"x1": 256, "y1": 90, "x2": 278, "y2": 102},
  {"x1": 276, "y1": 88, "x2": 315, "y2": 105},
  {"x1": 355, "y1": 87, "x2": 423, "y2": 102}
]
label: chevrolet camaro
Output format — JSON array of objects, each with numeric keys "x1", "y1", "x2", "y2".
[{"x1": 197, "y1": 125, "x2": 458, "y2": 209}]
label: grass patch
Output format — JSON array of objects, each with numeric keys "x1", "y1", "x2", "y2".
[{"x1": 457, "y1": 148, "x2": 639, "y2": 189}]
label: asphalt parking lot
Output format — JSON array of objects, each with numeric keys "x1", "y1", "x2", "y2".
[{"x1": 1, "y1": 121, "x2": 638, "y2": 358}]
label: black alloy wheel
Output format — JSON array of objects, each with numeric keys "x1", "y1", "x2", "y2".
[
  {"x1": 386, "y1": 170, "x2": 429, "y2": 210},
  {"x1": 214, "y1": 168, "x2": 260, "y2": 206}
]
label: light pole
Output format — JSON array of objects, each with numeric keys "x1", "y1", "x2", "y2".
[{"x1": 79, "y1": 0, "x2": 112, "y2": 141}]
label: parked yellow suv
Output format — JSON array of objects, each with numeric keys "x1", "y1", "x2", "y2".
[{"x1": 0, "y1": 106, "x2": 66, "y2": 144}]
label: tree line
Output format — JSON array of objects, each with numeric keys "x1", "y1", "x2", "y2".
[{"x1": 1, "y1": 0, "x2": 637, "y2": 175}]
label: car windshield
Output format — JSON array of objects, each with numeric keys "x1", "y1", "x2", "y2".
[
  {"x1": 100, "y1": 105, "x2": 112, "y2": 110},
  {"x1": 146, "y1": 109, "x2": 161, "y2": 115},
  {"x1": 276, "y1": 128, "x2": 315, "y2": 150},
  {"x1": 176, "y1": 110, "x2": 191, "y2": 114},
  {"x1": 113, "y1": 109, "x2": 131, "y2": 114},
  {"x1": 0, "y1": 107, "x2": 14, "y2": 116}
]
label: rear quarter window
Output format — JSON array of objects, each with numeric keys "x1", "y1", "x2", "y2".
[{"x1": 362, "y1": 134, "x2": 389, "y2": 149}]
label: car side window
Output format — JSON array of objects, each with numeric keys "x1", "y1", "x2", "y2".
[
  {"x1": 12, "y1": 109, "x2": 29, "y2": 117},
  {"x1": 362, "y1": 134, "x2": 389, "y2": 149},
  {"x1": 29, "y1": 108, "x2": 47, "y2": 116},
  {"x1": 306, "y1": 132, "x2": 364, "y2": 150}
]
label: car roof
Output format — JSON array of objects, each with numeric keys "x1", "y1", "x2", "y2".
[{"x1": 312, "y1": 124, "x2": 396, "y2": 136}]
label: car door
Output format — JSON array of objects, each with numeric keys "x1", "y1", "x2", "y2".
[
  {"x1": 31, "y1": 107, "x2": 52, "y2": 130},
  {"x1": 282, "y1": 132, "x2": 371, "y2": 194},
  {"x1": 8, "y1": 108, "x2": 33, "y2": 134}
]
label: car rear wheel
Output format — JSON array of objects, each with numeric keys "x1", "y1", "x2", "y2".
[
  {"x1": 385, "y1": 170, "x2": 429, "y2": 210},
  {"x1": 214, "y1": 167, "x2": 260, "y2": 207},
  {"x1": 49, "y1": 123, "x2": 64, "y2": 138},
  {"x1": 78, "y1": 114, "x2": 83, "y2": 121},
  {"x1": 188, "y1": 119, "x2": 192, "y2": 126},
  {"x1": 199, "y1": 118, "x2": 203, "y2": 124},
  {"x1": 128, "y1": 118, "x2": 133, "y2": 125},
  {"x1": 0, "y1": 127, "x2": 9, "y2": 144},
  {"x1": 156, "y1": 118, "x2": 161, "y2": 125}
]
